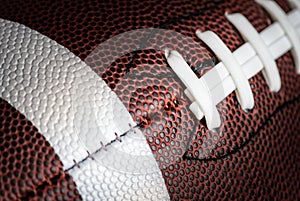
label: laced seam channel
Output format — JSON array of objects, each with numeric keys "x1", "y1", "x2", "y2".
[
  {"x1": 165, "y1": 1, "x2": 300, "y2": 130},
  {"x1": 257, "y1": 0, "x2": 300, "y2": 74},
  {"x1": 226, "y1": 12, "x2": 281, "y2": 92},
  {"x1": 196, "y1": 29, "x2": 255, "y2": 110},
  {"x1": 165, "y1": 49, "x2": 221, "y2": 130}
]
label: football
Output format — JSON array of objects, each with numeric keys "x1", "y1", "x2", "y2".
[{"x1": 0, "y1": 0, "x2": 299, "y2": 200}]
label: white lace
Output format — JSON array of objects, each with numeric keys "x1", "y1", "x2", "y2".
[
  {"x1": 257, "y1": 0, "x2": 300, "y2": 74},
  {"x1": 226, "y1": 12, "x2": 281, "y2": 92},
  {"x1": 290, "y1": 0, "x2": 300, "y2": 9},
  {"x1": 165, "y1": 50, "x2": 221, "y2": 129},
  {"x1": 166, "y1": 0, "x2": 300, "y2": 130}
]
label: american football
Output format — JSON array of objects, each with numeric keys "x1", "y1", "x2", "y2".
[{"x1": 0, "y1": 0, "x2": 299, "y2": 200}]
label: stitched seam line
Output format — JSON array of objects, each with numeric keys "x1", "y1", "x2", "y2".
[{"x1": 65, "y1": 124, "x2": 140, "y2": 172}]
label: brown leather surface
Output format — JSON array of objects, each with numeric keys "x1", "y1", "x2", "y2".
[
  {"x1": 0, "y1": 0, "x2": 299, "y2": 200},
  {"x1": 0, "y1": 98, "x2": 82, "y2": 200}
]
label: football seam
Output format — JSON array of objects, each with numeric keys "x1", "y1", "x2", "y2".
[
  {"x1": 63, "y1": 94, "x2": 300, "y2": 171},
  {"x1": 183, "y1": 94, "x2": 300, "y2": 162},
  {"x1": 113, "y1": 1, "x2": 223, "y2": 74},
  {"x1": 64, "y1": 123, "x2": 141, "y2": 172}
]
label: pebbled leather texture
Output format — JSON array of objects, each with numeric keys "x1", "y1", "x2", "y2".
[
  {"x1": 0, "y1": 98, "x2": 82, "y2": 200},
  {"x1": 67, "y1": 129, "x2": 170, "y2": 201},
  {"x1": 0, "y1": 0, "x2": 299, "y2": 200},
  {"x1": 0, "y1": 19, "x2": 134, "y2": 170}
]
